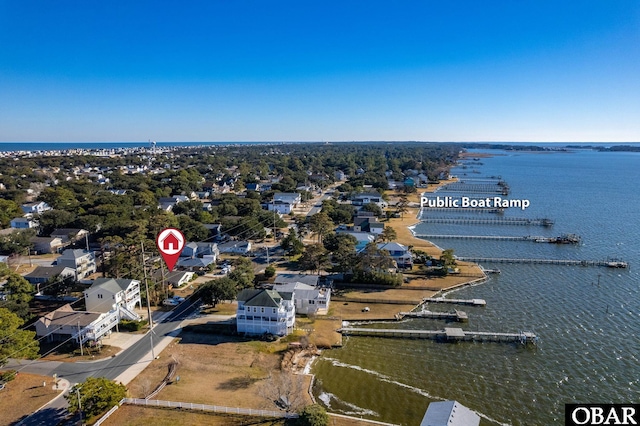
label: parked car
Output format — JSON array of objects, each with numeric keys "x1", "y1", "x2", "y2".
[
  {"x1": 162, "y1": 298, "x2": 179, "y2": 307},
  {"x1": 171, "y1": 296, "x2": 185, "y2": 303}
]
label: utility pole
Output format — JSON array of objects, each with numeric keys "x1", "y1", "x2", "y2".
[
  {"x1": 140, "y1": 242, "x2": 156, "y2": 360},
  {"x1": 76, "y1": 387, "x2": 83, "y2": 425},
  {"x1": 140, "y1": 242, "x2": 153, "y2": 329},
  {"x1": 77, "y1": 320, "x2": 83, "y2": 356},
  {"x1": 85, "y1": 232, "x2": 89, "y2": 251}
]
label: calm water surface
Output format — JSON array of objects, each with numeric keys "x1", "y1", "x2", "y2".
[{"x1": 312, "y1": 149, "x2": 640, "y2": 426}]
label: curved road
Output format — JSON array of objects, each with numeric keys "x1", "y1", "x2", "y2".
[{"x1": 7, "y1": 298, "x2": 202, "y2": 426}]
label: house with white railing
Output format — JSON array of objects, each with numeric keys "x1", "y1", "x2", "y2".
[
  {"x1": 35, "y1": 304, "x2": 119, "y2": 344},
  {"x1": 236, "y1": 289, "x2": 295, "y2": 336},
  {"x1": 84, "y1": 278, "x2": 141, "y2": 321},
  {"x1": 57, "y1": 249, "x2": 96, "y2": 280}
]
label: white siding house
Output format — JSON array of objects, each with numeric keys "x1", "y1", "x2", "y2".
[
  {"x1": 84, "y1": 278, "x2": 141, "y2": 321},
  {"x1": 274, "y1": 282, "x2": 330, "y2": 315},
  {"x1": 236, "y1": 289, "x2": 295, "y2": 336}
]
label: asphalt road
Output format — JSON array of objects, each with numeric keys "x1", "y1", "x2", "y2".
[{"x1": 8, "y1": 297, "x2": 202, "y2": 426}]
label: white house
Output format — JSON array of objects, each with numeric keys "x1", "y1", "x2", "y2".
[
  {"x1": 218, "y1": 241, "x2": 252, "y2": 254},
  {"x1": 10, "y1": 217, "x2": 39, "y2": 229},
  {"x1": 84, "y1": 278, "x2": 141, "y2": 321},
  {"x1": 21, "y1": 201, "x2": 52, "y2": 215},
  {"x1": 273, "y1": 193, "x2": 302, "y2": 205},
  {"x1": 267, "y1": 199, "x2": 294, "y2": 215},
  {"x1": 152, "y1": 270, "x2": 194, "y2": 288},
  {"x1": 377, "y1": 242, "x2": 413, "y2": 268},
  {"x1": 181, "y1": 242, "x2": 219, "y2": 260},
  {"x1": 274, "y1": 282, "x2": 330, "y2": 315},
  {"x1": 35, "y1": 304, "x2": 119, "y2": 345},
  {"x1": 236, "y1": 289, "x2": 295, "y2": 336},
  {"x1": 420, "y1": 400, "x2": 480, "y2": 426},
  {"x1": 352, "y1": 192, "x2": 388, "y2": 208}
]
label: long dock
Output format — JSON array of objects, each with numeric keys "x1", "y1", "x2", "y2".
[
  {"x1": 419, "y1": 207, "x2": 505, "y2": 214},
  {"x1": 414, "y1": 234, "x2": 580, "y2": 244},
  {"x1": 419, "y1": 217, "x2": 554, "y2": 226},
  {"x1": 338, "y1": 327, "x2": 538, "y2": 345},
  {"x1": 397, "y1": 310, "x2": 468, "y2": 322},
  {"x1": 457, "y1": 256, "x2": 628, "y2": 268},
  {"x1": 438, "y1": 183, "x2": 509, "y2": 195},
  {"x1": 423, "y1": 297, "x2": 486, "y2": 306}
]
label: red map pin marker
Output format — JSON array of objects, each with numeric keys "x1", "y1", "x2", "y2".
[{"x1": 156, "y1": 228, "x2": 185, "y2": 272}]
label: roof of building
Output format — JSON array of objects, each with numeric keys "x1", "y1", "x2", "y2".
[
  {"x1": 40, "y1": 304, "x2": 103, "y2": 328},
  {"x1": 377, "y1": 242, "x2": 408, "y2": 252},
  {"x1": 420, "y1": 400, "x2": 480, "y2": 426},
  {"x1": 89, "y1": 278, "x2": 137, "y2": 293},
  {"x1": 237, "y1": 289, "x2": 293, "y2": 307},
  {"x1": 59, "y1": 249, "x2": 93, "y2": 259},
  {"x1": 353, "y1": 192, "x2": 382, "y2": 198},
  {"x1": 24, "y1": 265, "x2": 74, "y2": 280},
  {"x1": 273, "y1": 274, "x2": 320, "y2": 286},
  {"x1": 176, "y1": 257, "x2": 214, "y2": 268},
  {"x1": 51, "y1": 228, "x2": 87, "y2": 237}
]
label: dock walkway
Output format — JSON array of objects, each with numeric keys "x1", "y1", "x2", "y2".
[
  {"x1": 423, "y1": 297, "x2": 486, "y2": 306},
  {"x1": 339, "y1": 327, "x2": 538, "y2": 345},
  {"x1": 397, "y1": 310, "x2": 468, "y2": 322},
  {"x1": 457, "y1": 256, "x2": 628, "y2": 268},
  {"x1": 419, "y1": 217, "x2": 554, "y2": 226}
]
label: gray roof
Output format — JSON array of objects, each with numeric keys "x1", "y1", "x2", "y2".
[
  {"x1": 40, "y1": 304, "x2": 102, "y2": 328},
  {"x1": 377, "y1": 242, "x2": 408, "y2": 252},
  {"x1": 420, "y1": 400, "x2": 480, "y2": 426},
  {"x1": 90, "y1": 278, "x2": 137, "y2": 293},
  {"x1": 59, "y1": 249, "x2": 93, "y2": 260},
  {"x1": 24, "y1": 266, "x2": 74, "y2": 280},
  {"x1": 274, "y1": 274, "x2": 320, "y2": 287},
  {"x1": 237, "y1": 289, "x2": 293, "y2": 308},
  {"x1": 51, "y1": 228, "x2": 86, "y2": 237}
]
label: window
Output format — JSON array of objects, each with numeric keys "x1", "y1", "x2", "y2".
[
  {"x1": 261, "y1": 307, "x2": 264, "y2": 313},
  {"x1": 253, "y1": 307, "x2": 257, "y2": 313},
  {"x1": 97, "y1": 294, "x2": 103, "y2": 299},
  {"x1": 272, "y1": 308, "x2": 276, "y2": 314}
]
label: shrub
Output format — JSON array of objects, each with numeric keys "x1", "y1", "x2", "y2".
[
  {"x1": 0, "y1": 370, "x2": 16, "y2": 383},
  {"x1": 119, "y1": 319, "x2": 148, "y2": 332},
  {"x1": 264, "y1": 265, "x2": 276, "y2": 278},
  {"x1": 296, "y1": 404, "x2": 329, "y2": 426}
]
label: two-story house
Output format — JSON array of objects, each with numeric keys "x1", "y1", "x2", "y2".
[
  {"x1": 35, "y1": 304, "x2": 119, "y2": 345},
  {"x1": 274, "y1": 282, "x2": 331, "y2": 316},
  {"x1": 267, "y1": 192, "x2": 302, "y2": 215},
  {"x1": 57, "y1": 249, "x2": 96, "y2": 280},
  {"x1": 84, "y1": 278, "x2": 141, "y2": 321},
  {"x1": 236, "y1": 289, "x2": 295, "y2": 336},
  {"x1": 10, "y1": 217, "x2": 39, "y2": 229},
  {"x1": 377, "y1": 242, "x2": 413, "y2": 268},
  {"x1": 21, "y1": 201, "x2": 52, "y2": 215},
  {"x1": 351, "y1": 192, "x2": 388, "y2": 209}
]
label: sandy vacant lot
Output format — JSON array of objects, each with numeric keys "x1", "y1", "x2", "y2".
[
  {"x1": 127, "y1": 330, "x2": 313, "y2": 412},
  {"x1": 0, "y1": 373, "x2": 62, "y2": 426}
]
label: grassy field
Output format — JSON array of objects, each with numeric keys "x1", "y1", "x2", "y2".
[{"x1": 0, "y1": 373, "x2": 62, "y2": 426}]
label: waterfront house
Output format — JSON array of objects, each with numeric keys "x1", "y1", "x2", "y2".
[
  {"x1": 336, "y1": 230, "x2": 376, "y2": 252},
  {"x1": 273, "y1": 282, "x2": 330, "y2": 315},
  {"x1": 236, "y1": 289, "x2": 295, "y2": 336},
  {"x1": 57, "y1": 249, "x2": 96, "y2": 280},
  {"x1": 273, "y1": 273, "x2": 321, "y2": 287},
  {"x1": 84, "y1": 278, "x2": 141, "y2": 321},
  {"x1": 420, "y1": 400, "x2": 480, "y2": 426},
  {"x1": 35, "y1": 304, "x2": 119, "y2": 345},
  {"x1": 377, "y1": 242, "x2": 413, "y2": 268}
]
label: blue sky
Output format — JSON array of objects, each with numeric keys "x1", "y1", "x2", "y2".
[{"x1": 1, "y1": 1, "x2": 639, "y2": 142}]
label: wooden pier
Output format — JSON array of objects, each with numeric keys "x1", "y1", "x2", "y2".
[
  {"x1": 419, "y1": 207, "x2": 505, "y2": 214},
  {"x1": 397, "y1": 310, "x2": 468, "y2": 322},
  {"x1": 457, "y1": 256, "x2": 628, "y2": 268},
  {"x1": 338, "y1": 327, "x2": 538, "y2": 345},
  {"x1": 438, "y1": 183, "x2": 509, "y2": 195},
  {"x1": 419, "y1": 217, "x2": 554, "y2": 226},
  {"x1": 414, "y1": 234, "x2": 579, "y2": 243},
  {"x1": 423, "y1": 297, "x2": 486, "y2": 306}
]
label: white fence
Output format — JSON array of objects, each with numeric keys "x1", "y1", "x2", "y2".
[{"x1": 123, "y1": 398, "x2": 299, "y2": 419}]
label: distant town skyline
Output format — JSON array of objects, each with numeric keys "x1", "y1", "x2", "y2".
[{"x1": 1, "y1": 1, "x2": 639, "y2": 142}]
